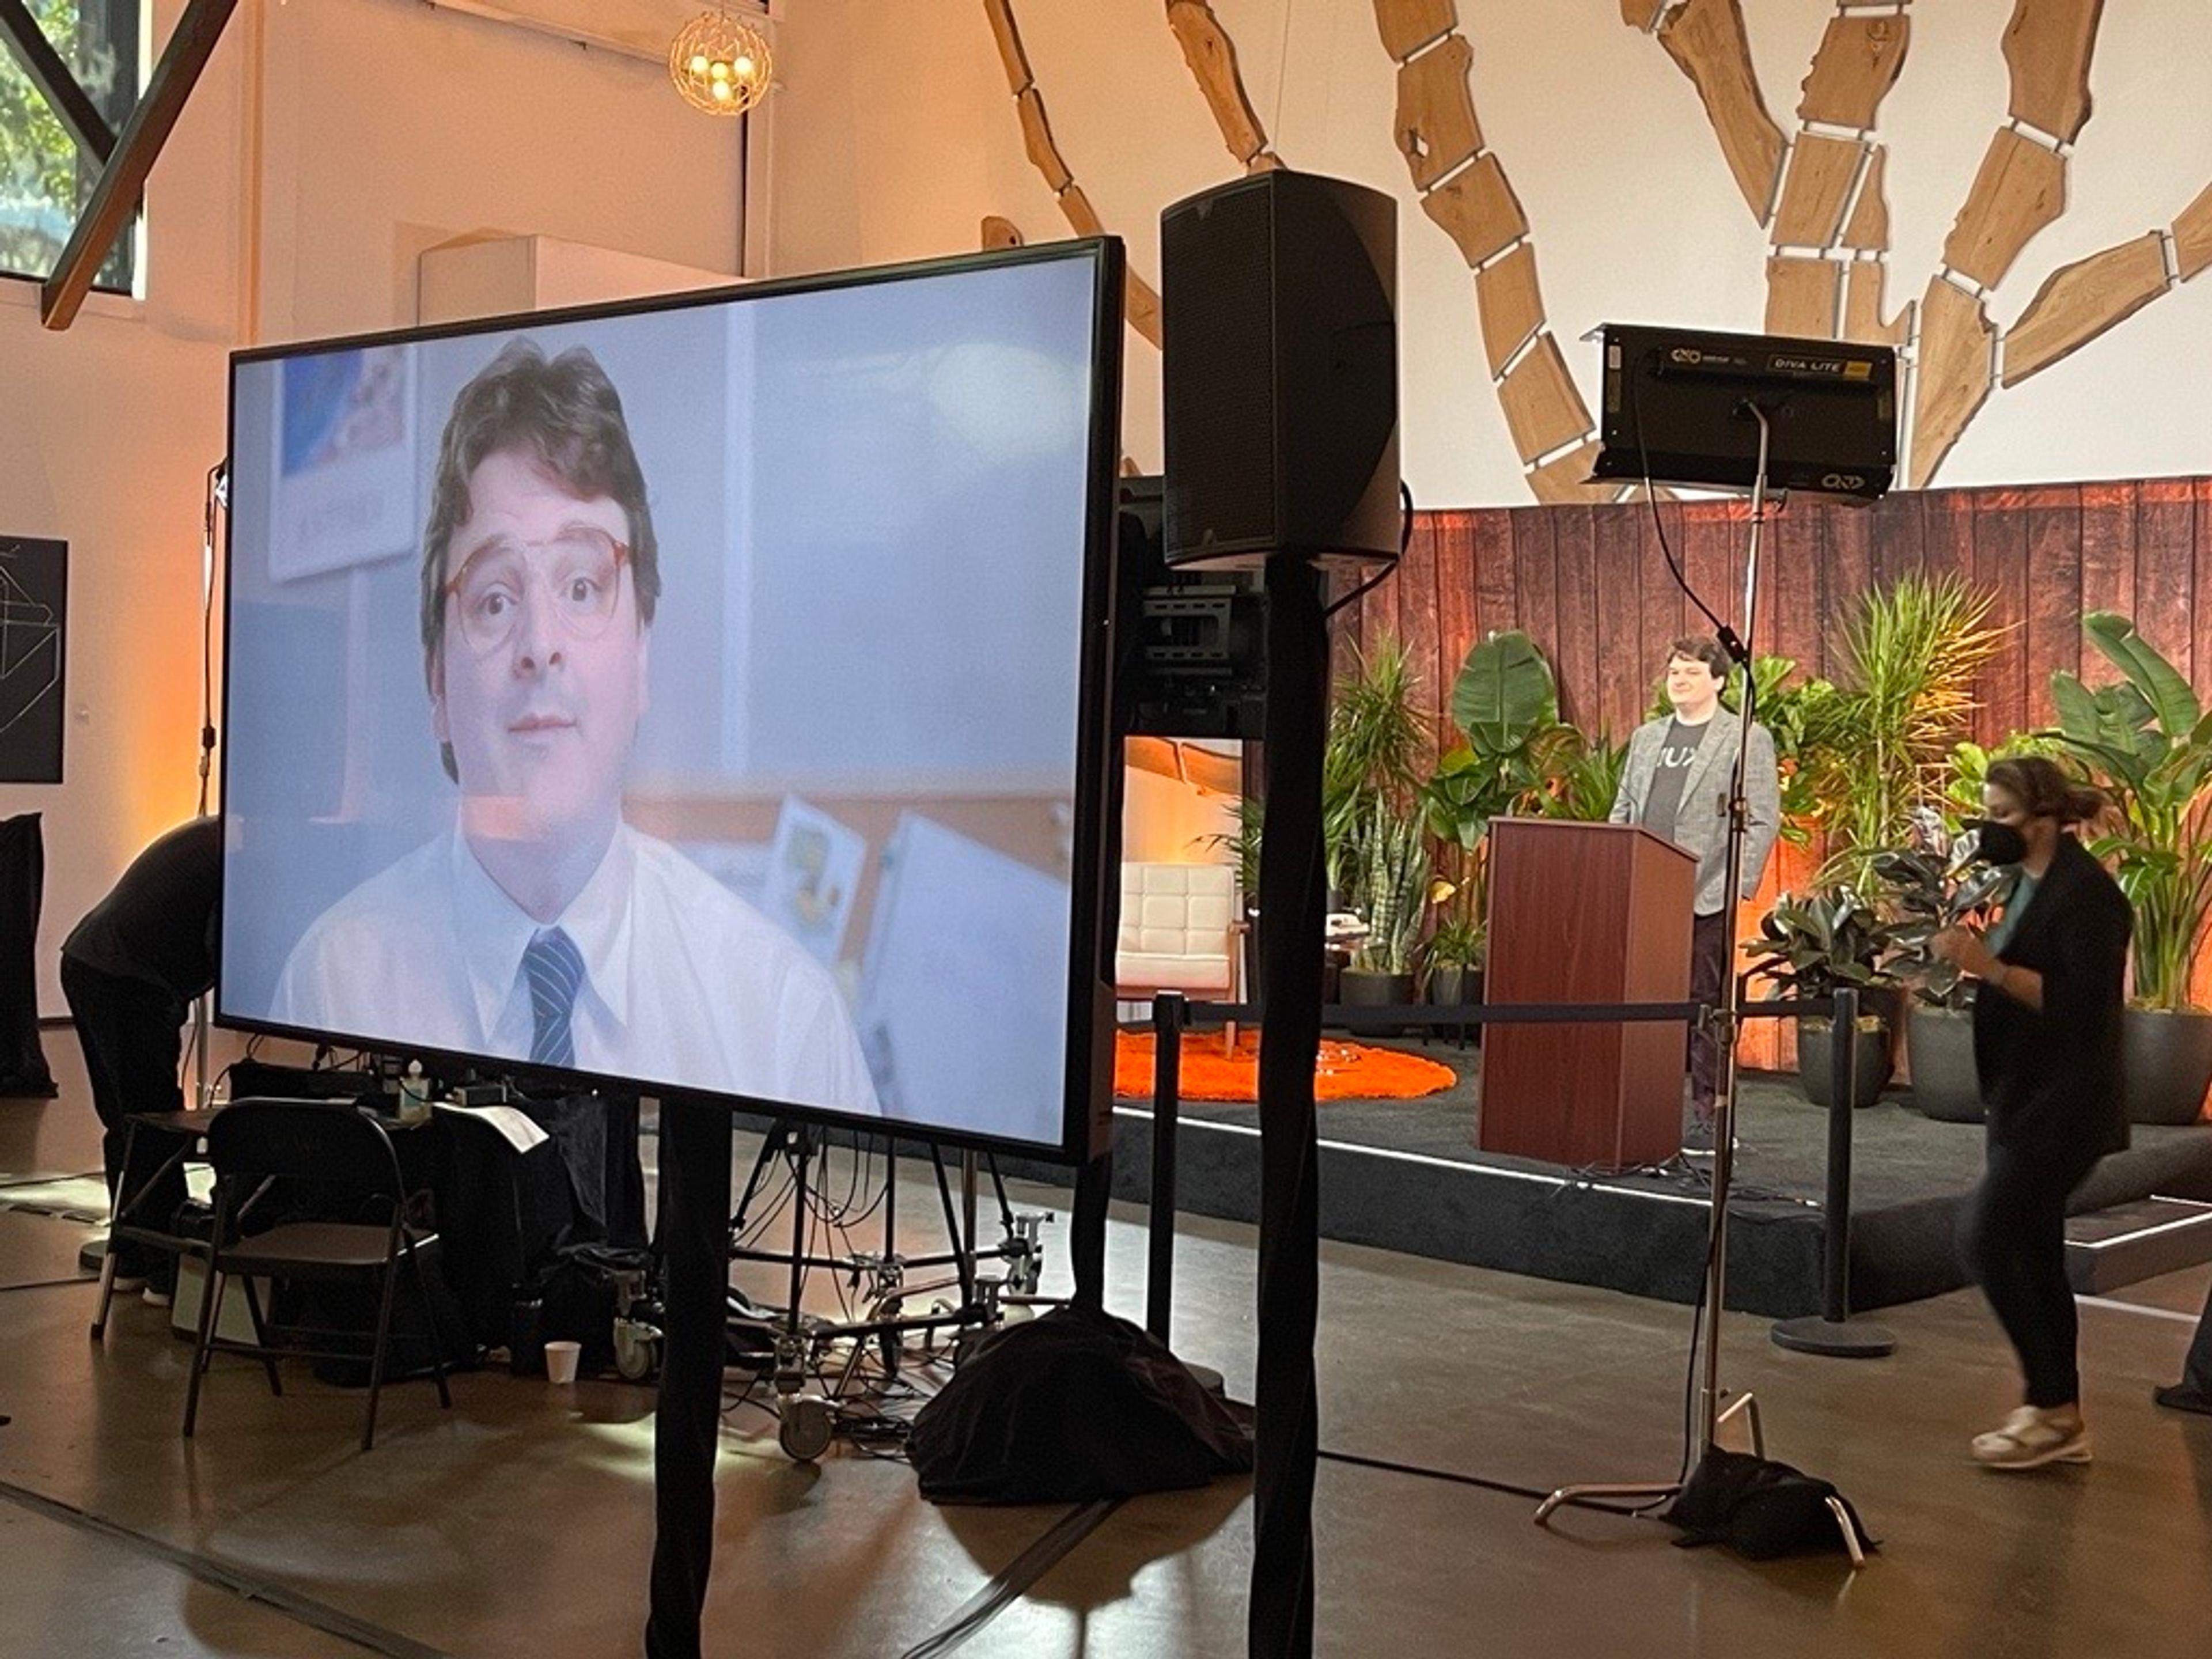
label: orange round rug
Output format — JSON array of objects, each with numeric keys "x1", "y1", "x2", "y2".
[{"x1": 1113, "y1": 1028, "x2": 1459, "y2": 1103}]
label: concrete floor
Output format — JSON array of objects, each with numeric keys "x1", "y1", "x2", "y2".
[{"x1": 3, "y1": 1032, "x2": 2210, "y2": 1657}]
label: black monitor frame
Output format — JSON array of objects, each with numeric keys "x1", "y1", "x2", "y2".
[{"x1": 215, "y1": 238, "x2": 1128, "y2": 1165}]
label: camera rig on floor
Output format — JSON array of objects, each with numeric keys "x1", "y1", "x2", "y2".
[{"x1": 721, "y1": 1118, "x2": 1054, "y2": 1461}]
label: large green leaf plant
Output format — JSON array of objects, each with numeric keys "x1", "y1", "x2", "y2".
[
  {"x1": 2048, "y1": 612, "x2": 2212, "y2": 1012},
  {"x1": 1421, "y1": 630, "x2": 1578, "y2": 960},
  {"x1": 1741, "y1": 889, "x2": 1902, "y2": 1031}
]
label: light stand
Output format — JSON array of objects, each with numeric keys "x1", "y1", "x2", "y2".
[
  {"x1": 1536, "y1": 402, "x2": 1777, "y2": 1519},
  {"x1": 724, "y1": 1122, "x2": 1048, "y2": 1462},
  {"x1": 186, "y1": 460, "x2": 227, "y2": 1109},
  {"x1": 1535, "y1": 325, "x2": 1894, "y2": 1546}
]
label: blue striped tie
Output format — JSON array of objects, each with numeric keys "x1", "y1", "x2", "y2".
[{"x1": 522, "y1": 927, "x2": 586, "y2": 1069}]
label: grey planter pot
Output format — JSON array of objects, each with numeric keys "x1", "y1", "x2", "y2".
[
  {"x1": 1907, "y1": 1002, "x2": 1983, "y2": 1123},
  {"x1": 1797, "y1": 1017, "x2": 1893, "y2": 1110},
  {"x1": 1426, "y1": 965, "x2": 1483, "y2": 1046},
  {"x1": 2123, "y1": 1006, "x2": 2212, "y2": 1125},
  {"x1": 1340, "y1": 968, "x2": 1415, "y2": 1036}
]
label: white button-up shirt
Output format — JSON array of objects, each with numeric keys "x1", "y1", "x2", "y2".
[{"x1": 270, "y1": 823, "x2": 880, "y2": 1115}]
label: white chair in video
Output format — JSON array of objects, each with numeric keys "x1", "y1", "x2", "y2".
[{"x1": 1115, "y1": 861, "x2": 1244, "y2": 1055}]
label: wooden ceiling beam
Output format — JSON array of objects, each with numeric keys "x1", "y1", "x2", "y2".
[{"x1": 41, "y1": 0, "x2": 239, "y2": 329}]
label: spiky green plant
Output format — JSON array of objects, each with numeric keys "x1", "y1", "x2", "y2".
[
  {"x1": 1349, "y1": 808, "x2": 1431, "y2": 975},
  {"x1": 1324, "y1": 631, "x2": 1431, "y2": 901},
  {"x1": 1534, "y1": 730, "x2": 1628, "y2": 823},
  {"x1": 1803, "y1": 574, "x2": 2005, "y2": 885}
]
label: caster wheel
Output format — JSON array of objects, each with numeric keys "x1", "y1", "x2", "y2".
[
  {"x1": 778, "y1": 1393, "x2": 834, "y2": 1462},
  {"x1": 615, "y1": 1331, "x2": 659, "y2": 1382}
]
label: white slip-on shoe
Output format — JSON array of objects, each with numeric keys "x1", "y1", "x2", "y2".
[{"x1": 1971, "y1": 1406, "x2": 2090, "y2": 1471}]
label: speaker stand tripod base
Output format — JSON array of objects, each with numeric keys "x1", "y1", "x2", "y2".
[{"x1": 1770, "y1": 1317, "x2": 1897, "y2": 1359}]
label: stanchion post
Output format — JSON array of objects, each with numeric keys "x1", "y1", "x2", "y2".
[
  {"x1": 1770, "y1": 987, "x2": 1896, "y2": 1358},
  {"x1": 1147, "y1": 991, "x2": 1186, "y2": 1344},
  {"x1": 1823, "y1": 987, "x2": 1859, "y2": 1320}
]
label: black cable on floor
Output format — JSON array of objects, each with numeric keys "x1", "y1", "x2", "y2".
[
  {"x1": 1315, "y1": 1448, "x2": 1653, "y2": 1517},
  {"x1": 0, "y1": 1478, "x2": 452, "y2": 1658},
  {"x1": 896, "y1": 1497, "x2": 1124, "y2": 1658}
]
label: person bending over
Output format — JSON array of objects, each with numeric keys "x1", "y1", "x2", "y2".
[{"x1": 62, "y1": 817, "x2": 222, "y2": 1303}]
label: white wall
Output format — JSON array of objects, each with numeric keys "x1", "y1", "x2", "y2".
[
  {"x1": 0, "y1": 0, "x2": 745, "y2": 1014},
  {"x1": 766, "y1": 0, "x2": 2212, "y2": 502}
]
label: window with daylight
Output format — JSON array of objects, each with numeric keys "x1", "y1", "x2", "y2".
[{"x1": 1, "y1": 0, "x2": 141, "y2": 292}]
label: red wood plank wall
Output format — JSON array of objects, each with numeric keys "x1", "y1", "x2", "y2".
[
  {"x1": 1347, "y1": 478, "x2": 2209, "y2": 753},
  {"x1": 1336, "y1": 476, "x2": 2210, "y2": 1070}
]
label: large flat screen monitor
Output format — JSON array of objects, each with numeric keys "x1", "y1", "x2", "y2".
[{"x1": 217, "y1": 240, "x2": 1127, "y2": 1160}]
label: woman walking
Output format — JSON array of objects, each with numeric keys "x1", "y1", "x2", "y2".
[{"x1": 1934, "y1": 757, "x2": 2131, "y2": 1470}]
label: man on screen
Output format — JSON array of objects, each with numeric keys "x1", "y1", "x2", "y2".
[{"x1": 271, "y1": 340, "x2": 878, "y2": 1114}]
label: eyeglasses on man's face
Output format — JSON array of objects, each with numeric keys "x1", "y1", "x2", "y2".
[{"x1": 444, "y1": 526, "x2": 631, "y2": 654}]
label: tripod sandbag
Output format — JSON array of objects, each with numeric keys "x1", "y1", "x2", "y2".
[
  {"x1": 1662, "y1": 1446, "x2": 1876, "y2": 1560},
  {"x1": 909, "y1": 1303, "x2": 1252, "y2": 1503}
]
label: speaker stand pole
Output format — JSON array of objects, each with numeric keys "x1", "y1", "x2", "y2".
[
  {"x1": 646, "y1": 1096, "x2": 734, "y2": 1659},
  {"x1": 1248, "y1": 558, "x2": 1330, "y2": 1659},
  {"x1": 1535, "y1": 406, "x2": 1776, "y2": 1524}
]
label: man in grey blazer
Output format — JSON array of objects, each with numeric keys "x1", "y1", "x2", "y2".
[{"x1": 1608, "y1": 637, "x2": 1780, "y2": 1150}]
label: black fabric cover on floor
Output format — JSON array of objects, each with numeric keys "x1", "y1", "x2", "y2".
[
  {"x1": 910, "y1": 1304, "x2": 1253, "y2": 1503},
  {"x1": 1663, "y1": 1446, "x2": 1876, "y2": 1561},
  {"x1": 0, "y1": 813, "x2": 55, "y2": 1097}
]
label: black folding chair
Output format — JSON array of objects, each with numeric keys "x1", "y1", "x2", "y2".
[{"x1": 181, "y1": 1098, "x2": 453, "y2": 1452}]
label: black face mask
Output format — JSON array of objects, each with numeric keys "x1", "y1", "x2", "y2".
[{"x1": 1970, "y1": 819, "x2": 2028, "y2": 866}]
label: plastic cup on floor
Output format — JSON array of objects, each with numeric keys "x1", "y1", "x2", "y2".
[{"x1": 544, "y1": 1340, "x2": 582, "y2": 1385}]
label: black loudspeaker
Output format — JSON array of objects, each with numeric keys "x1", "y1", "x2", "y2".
[{"x1": 1161, "y1": 171, "x2": 1399, "y2": 570}]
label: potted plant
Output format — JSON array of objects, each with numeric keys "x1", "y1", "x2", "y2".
[
  {"x1": 1423, "y1": 911, "x2": 1486, "y2": 1006},
  {"x1": 2050, "y1": 612, "x2": 2212, "y2": 1124},
  {"x1": 1423, "y1": 627, "x2": 1579, "y2": 901},
  {"x1": 1741, "y1": 889, "x2": 1902, "y2": 1108},
  {"x1": 1875, "y1": 812, "x2": 2012, "y2": 1123},
  {"x1": 1205, "y1": 795, "x2": 1266, "y2": 1002},
  {"x1": 1532, "y1": 730, "x2": 1628, "y2": 824},
  {"x1": 1798, "y1": 574, "x2": 2005, "y2": 891},
  {"x1": 1342, "y1": 808, "x2": 1430, "y2": 1029},
  {"x1": 1324, "y1": 631, "x2": 1429, "y2": 900}
]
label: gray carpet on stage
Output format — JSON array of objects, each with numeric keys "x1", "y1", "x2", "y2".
[{"x1": 1052, "y1": 1039, "x2": 2212, "y2": 1317}]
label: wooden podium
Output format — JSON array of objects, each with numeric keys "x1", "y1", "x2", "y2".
[{"x1": 1479, "y1": 819, "x2": 1696, "y2": 1171}]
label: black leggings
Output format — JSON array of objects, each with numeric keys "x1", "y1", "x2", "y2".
[
  {"x1": 60, "y1": 956, "x2": 188, "y2": 1281},
  {"x1": 1959, "y1": 1139, "x2": 2101, "y2": 1410}
]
